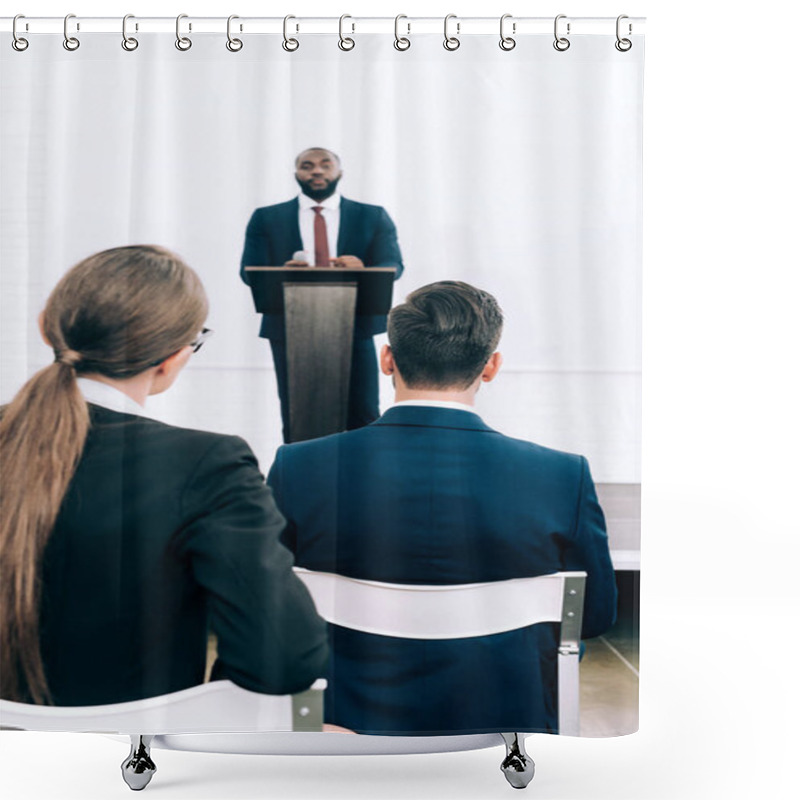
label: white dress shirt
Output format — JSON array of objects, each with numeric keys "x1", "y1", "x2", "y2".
[
  {"x1": 76, "y1": 377, "x2": 154, "y2": 419},
  {"x1": 389, "y1": 399, "x2": 479, "y2": 414},
  {"x1": 298, "y1": 192, "x2": 340, "y2": 265}
]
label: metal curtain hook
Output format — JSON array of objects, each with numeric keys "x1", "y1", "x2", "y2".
[
  {"x1": 283, "y1": 15, "x2": 299, "y2": 52},
  {"x1": 226, "y1": 15, "x2": 243, "y2": 51},
  {"x1": 63, "y1": 13, "x2": 80, "y2": 51},
  {"x1": 443, "y1": 13, "x2": 460, "y2": 51},
  {"x1": 338, "y1": 14, "x2": 355, "y2": 51},
  {"x1": 553, "y1": 14, "x2": 570, "y2": 51},
  {"x1": 394, "y1": 14, "x2": 410, "y2": 51},
  {"x1": 122, "y1": 14, "x2": 138, "y2": 51},
  {"x1": 176, "y1": 13, "x2": 192, "y2": 51},
  {"x1": 499, "y1": 13, "x2": 516, "y2": 51},
  {"x1": 12, "y1": 14, "x2": 29, "y2": 51},
  {"x1": 615, "y1": 14, "x2": 632, "y2": 51}
]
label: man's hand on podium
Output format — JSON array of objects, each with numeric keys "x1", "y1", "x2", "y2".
[
  {"x1": 330, "y1": 255, "x2": 365, "y2": 268},
  {"x1": 285, "y1": 251, "x2": 310, "y2": 267},
  {"x1": 282, "y1": 255, "x2": 365, "y2": 268}
]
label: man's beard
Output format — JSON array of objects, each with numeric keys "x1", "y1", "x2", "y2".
[{"x1": 296, "y1": 175, "x2": 341, "y2": 202}]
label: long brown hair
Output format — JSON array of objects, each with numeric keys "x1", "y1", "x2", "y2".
[{"x1": 0, "y1": 245, "x2": 208, "y2": 703}]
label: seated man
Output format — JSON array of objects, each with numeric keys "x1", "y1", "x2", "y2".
[{"x1": 267, "y1": 281, "x2": 617, "y2": 735}]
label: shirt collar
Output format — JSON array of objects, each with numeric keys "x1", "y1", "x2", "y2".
[
  {"x1": 389, "y1": 399, "x2": 479, "y2": 414},
  {"x1": 76, "y1": 377, "x2": 156, "y2": 420},
  {"x1": 298, "y1": 191, "x2": 341, "y2": 211}
]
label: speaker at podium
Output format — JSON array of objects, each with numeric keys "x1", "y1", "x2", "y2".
[{"x1": 245, "y1": 266, "x2": 397, "y2": 443}]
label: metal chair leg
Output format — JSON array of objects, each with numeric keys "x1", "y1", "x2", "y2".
[
  {"x1": 121, "y1": 735, "x2": 157, "y2": 791},
  {"x1": 500, "y1": 733, "x2": 535, "y2": 789}
]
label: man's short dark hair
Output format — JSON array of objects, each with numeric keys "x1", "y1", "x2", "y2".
[
  {"x1": 388, "y1": 281, "x2": 503, "y2": 390},
  {"x1": 295, "y1": 147, "x2": 341, "y2": 167}
]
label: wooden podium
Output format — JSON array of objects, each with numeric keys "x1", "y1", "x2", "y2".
[{"x1": 245, "y1": 267, "x2": 396, "y2": 443}]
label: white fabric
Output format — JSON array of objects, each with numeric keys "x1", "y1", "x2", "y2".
[
  {"x1": 298, "y1": 191, "x2": 340, "y2": 264},
  {"x1": 76, "y1": 376, "x2": 153, "y2": 418},
  {"x1": 389, "y1": 399, "x2": 477, "y2": 413},
  {"x1": 0, "y1": 33, "x2": 643, "y2": 482}
]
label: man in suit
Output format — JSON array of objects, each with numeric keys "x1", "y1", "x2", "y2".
[
  {"x1": 240, "y1": 147, "x2": 404, "y2": 441},
  {"x1": 267, "y1": 281, "x2": 618, "y2": 735}
]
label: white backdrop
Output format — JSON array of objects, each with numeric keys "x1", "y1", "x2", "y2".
[
  {"x1": 0, "y1": 28, "x2": 642, "y2": 481},
  {"x1": 2, "y1": 2, "x2": 800, "y2": 800}
]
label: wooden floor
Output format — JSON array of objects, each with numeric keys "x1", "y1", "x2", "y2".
[{"x1": 580, "y1": 571, "x2": 640, "y2": 737}]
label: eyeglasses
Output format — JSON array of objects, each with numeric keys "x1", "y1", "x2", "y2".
[
  {"x1": 148, "y1": 328, "x2": 214, "y2": 367},
  {"x1": 190, "y1": 327, "x2": 214, "y2": 353}
]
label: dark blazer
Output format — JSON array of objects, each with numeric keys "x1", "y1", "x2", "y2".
[
  {"x1": 267, "y1": 405, "x2": 618, "y2": 735},
  {"x1": 240, "y1": 196, "x2": 404, "y2": 339},
  {"x1": 36, "y1": 404, "x2": 329, "y2": 707}
]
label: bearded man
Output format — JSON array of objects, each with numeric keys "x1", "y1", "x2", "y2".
[{"x1": 240, "y1": 147, "x2": 404, "y2": 441}]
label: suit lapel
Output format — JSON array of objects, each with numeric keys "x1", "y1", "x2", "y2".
[
  {"x1": 337, "y1": 197, "x2": 357, "y2": 256},
  {"x1": 280, "y1": 197, "x2": 302, "y2": 258}
]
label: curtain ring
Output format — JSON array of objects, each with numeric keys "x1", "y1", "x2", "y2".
[
  {"x1": 12, "y1": 14, "x2": 29, "y2": 51},
  {"x1": 338, "y1": 14, "x2": 355, "y2": 51},
  {"x1": 175, "y1": 13, "x2": 192, "y2": 51},
  {"x1": 226, "y1": 15, "x2": 243, "y2": 51},
  {"x1": 499, "y1": 13, "x2": 516, "y2": 51},
  {"x1": 63, "y1": 13, "x2": 80, "y2": 51},
  {"x1": 553, "y1": 14, "x2": 570, "y2": 51},
  {"x1": 122, "y1": 14, "x2": 138, "y2": 51},
  {"x1": 443, "y1": 13, "x2": 460, "y2": 51},
  {"x1": 283, "y1": 15, "x2": 299, "y2": 52},
  {"x1": 394, "y1": 14, "x2": 411, "y2": 51},
  {"x1": 615, "y1": 15, "x2": 632, "y2": 52}
]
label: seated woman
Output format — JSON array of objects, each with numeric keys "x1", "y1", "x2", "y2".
[{"x1": 0, "y1": 245, "x2": 328, "y2": 706}]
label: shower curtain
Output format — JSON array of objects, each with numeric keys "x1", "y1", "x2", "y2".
[{"x1": 0, "y1": 13, "x2": 643, "y2": 759}]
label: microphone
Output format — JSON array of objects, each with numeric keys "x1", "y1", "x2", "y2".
[{"x1": 292, "y1": 250, "x2": 311, "y2": 265}]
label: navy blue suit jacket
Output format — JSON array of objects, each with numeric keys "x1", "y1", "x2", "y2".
[
  {"x1": 240, "y1": 196, "x2": 403, "y2": 339},
  {"x1": 267, "y1": 405, "x2": 617, "y2": 735}
]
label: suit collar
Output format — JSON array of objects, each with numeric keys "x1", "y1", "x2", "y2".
[{"x1": 372, "y1": 404, "x2": 496, "y2": 433}]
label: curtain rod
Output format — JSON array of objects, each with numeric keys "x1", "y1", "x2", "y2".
[{"x1": 1, "y1": 16, "x2": 646, "y2": 37}]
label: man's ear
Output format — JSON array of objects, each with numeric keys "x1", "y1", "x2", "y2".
[
  {"x1": 380, "y1": 344, "x2": 395, "y2": 376},
  {"x1": 480, "y1": 352, "x2": 503, "y2": 383}
]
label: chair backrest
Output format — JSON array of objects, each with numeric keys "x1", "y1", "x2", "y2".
[
  {"x1": 294, "y1": 568, "x2": 587, "y2": 736},
  {"x1": 0, "y1": 679, "x2": 326, "y2": 735}
]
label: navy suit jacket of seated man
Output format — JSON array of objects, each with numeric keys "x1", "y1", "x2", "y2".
[
  {"x1": 240, "y1": 147, "x2": 403, "y2": 439},
  {"x1": 267, "y1": 281, "x2": 618, "y2": 736}
]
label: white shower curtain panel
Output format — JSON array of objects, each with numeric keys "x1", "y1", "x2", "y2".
[{"x1": 1, "y1": 31, "x2": 642, "y2": 481}]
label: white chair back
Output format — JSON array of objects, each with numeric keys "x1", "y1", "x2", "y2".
[
  {"x1": 0, "y1": 679, "x2": 326, "y2": 735},
  {"x1": 294, "y1": 568, "x2": 587, "y2": 736}
]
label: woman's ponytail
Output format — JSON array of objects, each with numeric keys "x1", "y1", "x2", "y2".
[
  {"x1": 0, "y1": 244, "x2": 207, "y2": 703},
  {"x1": 0, "y1": 361, "x2": 89, "y2": 702}
]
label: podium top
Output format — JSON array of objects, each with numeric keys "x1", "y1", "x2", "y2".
[
  {"x1": 244, "y1": 266, "x2": 397, "y2": 316},
  {"x1": 245, "y1": 267, "x2": 396, "y2": 277}
]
